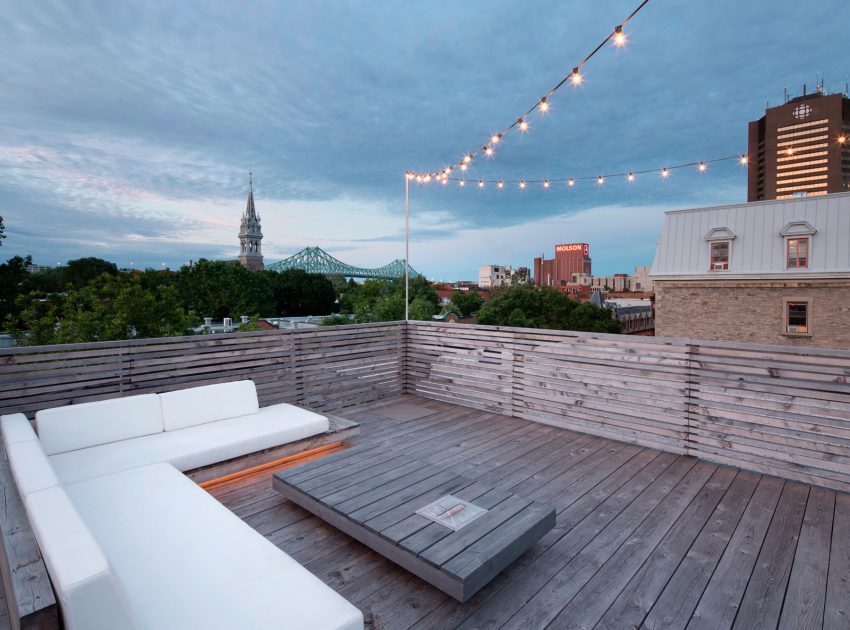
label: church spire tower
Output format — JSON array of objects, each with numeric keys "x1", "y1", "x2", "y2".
[{"x1": 238, "y1": 172, "x2": 264, "y2": 271}]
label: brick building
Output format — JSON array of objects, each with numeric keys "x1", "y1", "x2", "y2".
[
  {"x1": 748, "y1": 89, "x2": 849, "y2": 201},
  {"x1": 533, "y1": 243, "x2": 591, "y2": 289},
  {"x1": 651, "y1": 192, "x2": 850, "y2": 349}
]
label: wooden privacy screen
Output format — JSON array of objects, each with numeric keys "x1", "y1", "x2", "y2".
[
  {"x1": 407, "y1": 321, "x2": 850, "y2": 494},
  {"x1": 0, "y1": 322, "x2": 404, "y2": 418},
  {"x1": 2, "y1": 320, "x2": 849, "y2": 492}
]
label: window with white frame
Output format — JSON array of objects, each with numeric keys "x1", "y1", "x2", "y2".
[
  {"x1": 785, "y1": 299, "x2": 811, "y2": 334},
  {"x1": 710, "y1": 241, "x2": 730, "y2": 271}
]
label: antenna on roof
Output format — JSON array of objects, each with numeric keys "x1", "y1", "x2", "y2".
[
  {"x1": 784, "y1": 83, "x2": 788, "y2": 103},
  {"x1": 803, "y1": 82, "x2": 807, "y2": 96},
  {"x1": 845, "y1": 75, "x2": 849, "y2": 97}
]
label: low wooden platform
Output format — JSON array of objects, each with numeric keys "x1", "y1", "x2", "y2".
[
  {"x1": 211, "y1": 395, "x2": 850, "y2": 629},
  {"x1": 273, "y1": 449, "x2": 555, "y2": 601}
]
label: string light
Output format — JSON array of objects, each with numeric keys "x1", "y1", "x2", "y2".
[
  {"x1": 839, "y1": 135, "x2": 847, "y2": 144},
  {"x1": 519, "y1": 180, "x2": 527, "y2": 189},
  {"x1": 460, "y1": 163, "x2": 468, "y2": 171},
  {"x1": 478, "y1": 180, "x2": 485, "y2": 188},
  {"x1": 485, "y1": 146, "x2": 494, "y2": 157},
  {"x1": 613, "y1": 25, "x2": 626, "y2": 47},
  {"x1": 543, "y1": 180, "x2": 550, "y2": 188},
  {"x1": 405, "y1": 0, "x2": 652, "y2": 179},
  {"x1": 459, "y1": 179, "x2": 465, "y2": 186},
  {"x1": 568, "y1": 179, "x2": 575, "y2": 187},
  {"x1": 698, "y1": 162, "x2": 707, "y2": 172},
  {"x1": 597, "y1": 175, "x2": 605, "y2": 185},
  {"x1": 660, "y1": 168, "x2": 669, "y2": 178},
  {"x1": 498, "y1": 180, "x2": 504, "y2": 188},
  {"x1": 740, "y1": 155, "x2": 749, "y2": 165},
  {"x1": 627, "y1": 172, "x2": 635, "y2": 182}
]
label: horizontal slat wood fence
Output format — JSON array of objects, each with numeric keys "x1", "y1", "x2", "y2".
[
  {"x1": 0, "y1": 322, "x2": 404, "y2": 418},
  {"x1": 2, "y1": 320, "x2": 850, "y2": 492},
  {"x1": 407, "y1": 321, "x2": 850, "y2": 493}
]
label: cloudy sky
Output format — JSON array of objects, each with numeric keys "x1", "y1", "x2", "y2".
[{"x1": 1, "y1": 1, "x2": 847, "y2": 279}]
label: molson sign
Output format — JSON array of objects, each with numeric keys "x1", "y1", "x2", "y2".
[{"x1": 555, "y1": 243, "x2": 589, "y2": 255}]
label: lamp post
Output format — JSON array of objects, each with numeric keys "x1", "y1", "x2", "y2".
[{"x1": 404, "y1": 173, "x2": 409, "y2": 321}]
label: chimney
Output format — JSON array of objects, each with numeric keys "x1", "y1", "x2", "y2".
[
  {"x1": 223, "y1": 317, "x2": 232, "y2": 331},
  {"x1": 203, "y1": 317, "x2": 212, "y2": 328},
  {"x1": 241, "y1": 315, "x2": 249, "y2": 324}
]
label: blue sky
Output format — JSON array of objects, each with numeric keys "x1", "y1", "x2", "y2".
[{"x1": 1, "y1": 0, "x2": 847, "y2": 280}]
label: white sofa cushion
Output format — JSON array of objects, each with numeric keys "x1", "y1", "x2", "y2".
[
  {"x1": 1, "y1": 413, "x2": 38, "y2": 445},
  {"x1": 160, "y1": 380, "x2": 260, "y2": 431},
  {"x1": 50, "y1": 403, "x2": 329, "y2": 484},
  {"x1": 66, "y1": 463, "x2": 363, "y2": 630},
  {"x1": 35, "y1": 394, "x2": 164, "y2": 456},
  {"x1": 5, "y1": 439, "x2": 60, "y2": 496},
  {"x1": 25, "y1": 486, "x2": 141, "y2": 630}
]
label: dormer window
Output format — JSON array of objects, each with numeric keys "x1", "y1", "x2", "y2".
[
  {"x1": 786, "y1": 237, "x2": 809, "y2": 269},
  {"x1": 705, "y1": 227, "x2": 736, "y2": 272},
  {"x1": 710, "y1": 241, "x2": 730, "y2": 271}
]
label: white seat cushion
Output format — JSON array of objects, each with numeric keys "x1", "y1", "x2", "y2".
[
  {"x1": 160, "y1": 380, "x2": 259, "y2": 431},
  {"x1": 5, "y1": 439, "x2": 60, "y2": 496},
  {"x1": 50, "y1": 403, "x2": 329, "y2": 484},
  {"x1": 25, "y1": 486, "x2": 141, "y2": 629},
  {"x1": 65, "y1": 463, "x2": 363, "y2": 630},
  {"x1": 1, "y1": 413, "x2": 38, "y2": 445},
  {"x1": 35, "y1": 394, "x2": 164, "y2": 455}
]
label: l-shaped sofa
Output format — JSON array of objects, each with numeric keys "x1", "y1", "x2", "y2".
[{"x1": 1, "y1": 380, "x2": 364, "y2": 629}]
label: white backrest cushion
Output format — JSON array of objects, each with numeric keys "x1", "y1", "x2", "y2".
[
  {"x1": 6, "y1": 439, "x2": 59, "y2": 496},
  {"x1": 35, "y1": 394, "x2": 164, "y2": 456},
  {"x1": 25, "y1": 487, "x2": 141, "y2": 629},
  {"x1": 160, "y1": 380, "x2": 259, "y2": 431},
  {"x1": 1, "y1": 413, "x2": 38, "y2": 445}
]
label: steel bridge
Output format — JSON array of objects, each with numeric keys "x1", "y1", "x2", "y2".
[{"x1": 267, "y1": 247, "x2": 421, "y2": 279}]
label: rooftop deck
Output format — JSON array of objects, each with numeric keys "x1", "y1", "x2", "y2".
[{"x1": 207, "y1": 395, "x2": 849, "y2": 630}]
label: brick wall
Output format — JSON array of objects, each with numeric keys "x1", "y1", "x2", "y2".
[{"x1": 655, "y1": 279, "x2": 850, "y2": 349}]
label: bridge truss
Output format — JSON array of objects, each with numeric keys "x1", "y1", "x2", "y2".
[{"x1": 267, "y1": 247, "x2": 421, "y2": 279}]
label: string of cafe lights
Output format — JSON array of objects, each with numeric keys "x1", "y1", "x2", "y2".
[
  {"x1": 415, "y1": 154, "x2": 750, "y2": 189},
  {"x1": 405, "y1": 0, "x2": 653, "y2": 182}
]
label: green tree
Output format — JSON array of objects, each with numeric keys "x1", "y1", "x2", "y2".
[
  {"x1": 269, "y1": 269, "x2": 336, "y2": 316},
  {"x1": 449, "y1": 289, "x2": 484, "y2": 317},
  {"x1": 175, "y1": 259, "x2": 274, "y2": 319},
  {"x1": 61, "y1": 257, "x2": 118, "y2": 288},
  {"x1": 0, "y1": 255, "x2": 32, "y2": 325},
  {"x1": 477, "y1": 284, "x2": 621, "y2": 333},
  {"x1": 0, "y1": 216, "x2": 6, "y2": 246}
]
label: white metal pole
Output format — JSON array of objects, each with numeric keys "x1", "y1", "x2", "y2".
[{"x1": 404, "y1": 174, "x2": 410, "y2": 321}]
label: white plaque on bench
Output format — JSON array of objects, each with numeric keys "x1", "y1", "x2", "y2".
[{"x1": 416, "y1": 495, "x2": 487, "y2": 531}]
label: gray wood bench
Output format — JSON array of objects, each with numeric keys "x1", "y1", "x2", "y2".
[{"x1": 273, "y1": 445, "x2": 555, "y2": 601}]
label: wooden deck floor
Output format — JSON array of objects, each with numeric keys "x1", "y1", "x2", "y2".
[{"x1": 207, "y1": 395, "x2": 850, "y2": 630}]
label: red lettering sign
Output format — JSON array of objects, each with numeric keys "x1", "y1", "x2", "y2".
[{"x1": 555, "y1": 243, "x2": 589, "y2": 255}]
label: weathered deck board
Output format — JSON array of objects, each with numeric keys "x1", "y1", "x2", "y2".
[{"x1": 210, "y1": 394, "x2": 849, "y2": 629}]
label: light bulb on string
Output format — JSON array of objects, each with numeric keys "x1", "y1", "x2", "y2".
[
  {"x1": 613, "y1": 26, "x2": 626, "y2": 47},
  {"x1": 568, "y1": 179, "x2": 575, "y2": 188},
  {"x1": 543, "y1": 180, "x2": 550, "y2": 188},
  {"x1": 597, "y1": 175, "x2": 605, "y2": 185},
  {"x1": 416, "y1": 175, "x2": 423, "y2": 183},
  {"x1": 518, "y1": 119, "x2": 529, "y2": 132},
  {"x1": 661, "y1": 168, "x2": 669, "y2": 179},
  {"x1": 440, "y1": 177, "x2": 448, "y2": 185},
  {"x1": 491, "y1": 133, "x2": 502, "y2": 145},
  {"x1": 839, "y1": 135, "x2": 847, "y2": 144},
  {"x1": 740, "y1": 155, "x2": 749, "y2": 165},
  {"x1": 460, "y1": 163, "x2": 468, "y2": 172},
  {"x1": 570, "y1": 67, "x2": 583, "y2": 86},
  {"x1": 478, "y1": 180, "x2": 485, "y2": 188},
  {"x1": 463, "y1": 154, "x2": 473, "y2": 164},
  {"x1": 498, "y1": 180, "x2": 504, "y2": 188},
  {"x1": 539, "y1": 97, "x2": 549, "y2": 113},
  {"x1": 519, "y1": 180, "x2": 526, "y2": 189},
  {"x1": 627, "y1": 172, "x2": 635, "y2": 182},
  {"x1": 485, "y1": 146, "x2": 494, "y2": 157},
  {"x1": 459, "y1": 179, "x2": 465, "y2": 187},
  {"x1": 698, "y1": 162, "x2": 707, "y2": 172},
  {"x1": 424, "y1": 174, "x2": 432, "y2": 183}
]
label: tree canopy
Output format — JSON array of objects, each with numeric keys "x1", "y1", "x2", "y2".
[
  {"x1": 449, "y1": 289, "x2": 484, "y2": 317},
  {"x1": 476, "y1": 284, "x2": 622, "y2": 333},
  {"x1": 334, "y1": 276, "x2": 438, "y2": 324}
]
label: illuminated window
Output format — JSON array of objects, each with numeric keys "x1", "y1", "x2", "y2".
[
  {"x1": 786, "y1": 237, "x2": 809, "y2": 269},
  {"x1": 785, "y1": 300, "x2": 810, "y2": 334},
  {"x1": 710, "y1": 241, "x2": 729, "y2": 271}
]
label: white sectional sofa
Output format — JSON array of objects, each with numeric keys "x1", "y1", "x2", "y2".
[{"x1": 1, "y1": 380, "x2": 363, "y2": 630}]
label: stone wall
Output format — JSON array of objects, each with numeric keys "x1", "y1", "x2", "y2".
[{"x1": 654, "y1": 279, "x2": 850, "y2": 349}]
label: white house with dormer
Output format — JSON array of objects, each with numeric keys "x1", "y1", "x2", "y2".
[{"x1": 650, "y1": 191, "x2": 850, "y2": 348}]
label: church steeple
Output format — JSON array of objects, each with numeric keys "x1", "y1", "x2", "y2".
[{"x1": 238, "y1": 172, "x2": 264, "y2": 271}]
